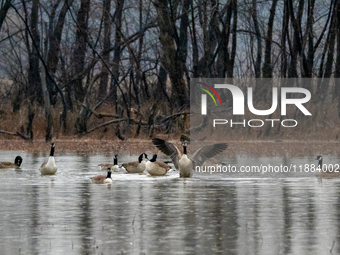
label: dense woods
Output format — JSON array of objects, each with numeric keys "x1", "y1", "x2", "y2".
[{"x1": 0, "y1": 0, "x2": 339, "y2": 141}]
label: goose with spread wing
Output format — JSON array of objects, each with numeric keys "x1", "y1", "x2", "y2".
[{"x1": 152, "y1": 137, "x2": 228, "y2": 177}]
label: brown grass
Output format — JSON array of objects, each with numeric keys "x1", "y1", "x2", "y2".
[
  {"x1": 0, "y1": 100, "x2": 186, "y2": 141},
  {"x1": 1, "y1": 91, "x2": 340, "y2": 157}
]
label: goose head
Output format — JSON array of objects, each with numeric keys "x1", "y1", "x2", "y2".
[
  {"x1": 315, "y1": 156, "x2": 322, "y2": 162},
  {"x1": 106, "y1": 168, "x2": 112, "y2": 178},
  {"x1": 144, "y1": 153, "x2": 148, "y2": 161},
  {"x1": 182, "y1": 140, "x2": 188, "y2": 155},
  {"x1": 315, "y1": 155, "x2": 323, "y2": 167},
  {"x1": 138, "y1": 153, "x2": 148, "y2": 163},
  {"x1": 15, "y1": 156, "x2": 23, "y2": 167},
  {"x1": 114, "y1": 155, "x2": 118, "y2": 165}
]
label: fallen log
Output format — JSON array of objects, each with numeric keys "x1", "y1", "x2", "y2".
[{"x1": 0, "y1": 129, "x2": 31, "y2": 141}]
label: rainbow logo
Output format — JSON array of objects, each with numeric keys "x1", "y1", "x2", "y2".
[
  {"x1": 197, "y1": 82, "x2": 222, "y2": 115},
  {"x1": 197, "y1": 82, "x2": 222, "y2": 106}
]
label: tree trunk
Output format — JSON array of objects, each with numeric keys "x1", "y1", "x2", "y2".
[
  {"x1": 317, "y1": 2, "x2": 337, "y2": 102},
  {"x1": 41, "y1": 67, "x2": 53, "y2": 142},
  {"x1": 251, "y1": 0, "x2": 261, "y2": 78},
  {"x1": 98, "y1": 0, "x2": 111, "y2": 101},
  {"x1": 156, "y1": 65, "x2": 170, "y2": 104},
  {"x1": 27, "y1": 104, "x2": 35, "y2": 140},
  {"x1": 305, "y1": 0, "x2": 315, "y2": 78},
  {"x1": 262, "y1": 0, "x2": 278, "y2": 78},
  {"x1": 28, "y1": 0, "x2": 43, "y2": 105},
  {"x1": 227, "y1": 0, "x2": 237, "y2": 78},
  {"x1": 287, "y1": 0, "x2": 304, "y2": 78},
  {"x1": 153, "y1": 0, "x2": 187, "y2": 107},
  {"x1": 109, "y1": 0, "x2": 124, "y2": 106},
  {"x1": 216, "y1": 0, "x2": 232, "y2": 78},
  {"x1": 75, "y1": 74, "x2": 100, "y2": 134},
  {"x1": 46, "y1": 0, "x2": 74, "y2": 106},
  {"x1": 191, "y1": 0, "x2": 198, "y2": 77},
  {"x1": 335, "y1": 1, "x2": 340, "y2": 117},
  {"x1": 71, "y1": 0, "x2": 90, "y2": 103},
  {"x1": 281, "y1": 1, "x2": 288, "y2": 78}
]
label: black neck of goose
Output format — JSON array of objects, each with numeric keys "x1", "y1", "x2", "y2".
[
  {"x1": 138, "y1": 154, "x2": 143, "y2": 163},
  {"x1": 50, "y1": 146, "x2": 55, "y2": 157},
  {"x1": 183, "y1": 146, "x2": 187, "y2": 155},
  {"x1": 150, "y1": 155, "x2": 157, "y2": 162},
  {"x1": 106, "y1": 171, "x2": 112, "y2": 178},
  {"x1": 114, "y1": 157, "x2": 118, "y2": 165},
  {"x1": 318, "y1": 159, "x2": 322, "y2": 169}
]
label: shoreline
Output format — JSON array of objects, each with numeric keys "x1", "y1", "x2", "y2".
[{"x1": 0, "y1": 138, "x2": 338, "y2": 157}]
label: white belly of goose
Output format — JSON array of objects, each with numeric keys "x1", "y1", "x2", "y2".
[
  {"x1": 112, "y1": 165, "x2": 119, "y2": 172},
  {"x1": 40, "y1": 157, "x2": 58, "y2": 175},
  {"x1": 178, "y1": 155, "x2": 192, "y2": 178},
  {"x1": 104, "y1": 178, "x2": 113, "y2": 184}
]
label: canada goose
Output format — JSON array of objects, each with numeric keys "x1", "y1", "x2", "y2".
[
  {"x1": 152, "y1": 138, "x2": 228, "y2": 177},
  {"x1": 91, "y1": 168, "x2": 113, "y2": 184},
  {"x1": 40, "y1": 143, "x2": 57, "y2": 175},
  {"x1": 98, "y1": 155, "x2": 120, "y2": 171},
  {"x1": 146, "y1": 154, "x2": 171, "y2": 176},
  {"x1": 315, "y1": 156, "x2": 340, "y2": 178},
  {"x1": 122, "y1": 153, "x2": 148, "y2": 173},
  {"x1": 0, "y1": 156, "x2": 23, "y2": 169}
]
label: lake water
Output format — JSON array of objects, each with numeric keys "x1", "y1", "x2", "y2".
[{"x1": 0, "y1": 150, "x2": 339, "y2": 254}]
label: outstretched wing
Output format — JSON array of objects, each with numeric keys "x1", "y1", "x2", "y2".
[
  {"x1": 191, "y1": 143, "x2": 228, "y2": 167},
  {"x1": 152, "y1": 138, "x2": 182, "y2": 170}
]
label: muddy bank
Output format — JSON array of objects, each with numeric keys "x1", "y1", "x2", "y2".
[{"x1": 0, "y1": 138, "x2": 338, "y2": 157}]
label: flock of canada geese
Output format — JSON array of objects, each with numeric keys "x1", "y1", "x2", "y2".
[
  {"x1": 0, "y1": 136, "x2": 228, "y2": 183},
  {"x1": 92, "y1": 136, "x2": 228, "y2": 183},
  {"x1": 0, "y1": 136, "x2": 338, "y2": 181}
]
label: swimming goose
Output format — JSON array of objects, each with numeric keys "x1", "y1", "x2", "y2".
[
  {"x1": 122, "y1": 153, "x2": 148, "y2": 173},
  {"x1": 315, "y1": 156, "x2": 340, "y2": 178},
  {"x1": 40, "y1": 143, "x2": 57, "y2": 175},
  {"x1": 0, "y1": 156, "x2": 23, "y2": 169},
  {"x1": 91, "y1": 168, "x2": 113, "y2": 184},
  {"x1": 98, "y1": 155, "x2": 120, "y2": 172},
  {"x1": 152, "y1": 138, "x2": 228, "y2": 177},
  {"x1": 146, "y1": 154, "x2": 171, "y2": 176}
]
